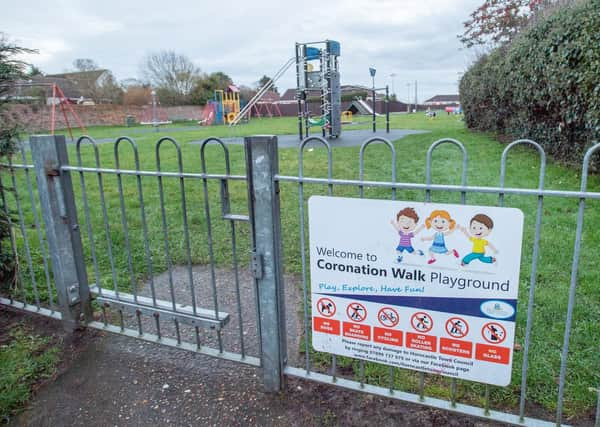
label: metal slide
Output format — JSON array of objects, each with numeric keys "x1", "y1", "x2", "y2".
[
  {"x1": 357, "y1": 99, "x2": 382, "y2": 116},
  {"x1": 228, "y1": 57, "x2": 296, "y2": 127}
]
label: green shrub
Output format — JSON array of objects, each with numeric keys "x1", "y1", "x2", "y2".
[{"x1": 459, "y1": 0, "x2": 600, "y2": 169}]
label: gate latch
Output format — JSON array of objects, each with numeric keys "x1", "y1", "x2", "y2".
[
  {"x1": 250, "y1": 251, "x2": 263, "y2": 279},
  {"x1": 67, "y1": 283, "x2": 81, "y2": 305}
]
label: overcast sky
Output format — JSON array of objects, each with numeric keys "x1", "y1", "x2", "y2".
[{"x1": 2, "y1": 0, "x2": 481, "y2": 102}]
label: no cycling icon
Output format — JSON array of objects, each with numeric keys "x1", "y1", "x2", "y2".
[{"x1": 377, "y1": 307, "x2": 399, "y2": 328}]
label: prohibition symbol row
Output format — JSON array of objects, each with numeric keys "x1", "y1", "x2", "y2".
[{"x1": 315, "y1": 297, "x2": 507, "y2": 343}]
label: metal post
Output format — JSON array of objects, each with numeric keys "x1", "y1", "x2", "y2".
[
  {"x1": 30, "y1": 135, "x2": 92, "y2": 330},
  {"x1": 245, "y1": 135, "x2": 287, "y2": 392},
  {"x1": 372, "y1": 86, "x2": 376, "y2": 133},
  {"x1": 304, "y1": 92, "x2": 310, "y2": 139},
  {"x1": 151, "y1": 90, "x2": 159, "y2": 133},
  {"x1": 385, "y1": 85, "x2": 390, "y2": 133},
  {"x1": 295, "y1": 43, "x2": 303, "y2": 140},
  {"x1": 414, "y1": 80, "x2": 418, "y2": 111}
]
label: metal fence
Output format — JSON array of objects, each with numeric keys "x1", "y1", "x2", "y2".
[
  {"x1": 1, "y1": 134, "x2": 260, "y2": 367},
  {"x1": 0, "y1": 133, "x2": 598, "y2": 427}
]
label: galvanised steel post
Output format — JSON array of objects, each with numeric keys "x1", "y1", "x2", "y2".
[
  {"x1": 31, "y1": 135, "x2": 92, "y2": 331},
  {"x1": 372, "y1": 86, "x2": 376, "y2": 133},
  {"x1": 385, "y1": 85, "x2": 390, "y2": 133},
  {"x1": 245, "y1": 135, "x2": 287, "y2": 392}
]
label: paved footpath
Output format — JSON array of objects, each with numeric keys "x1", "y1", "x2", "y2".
[
  {"x1": 189, "y1": 129, "x2": 429, "y2": 149},
  {"x1": 11, "y1": 318, "x2": 498, "y2": 427}
]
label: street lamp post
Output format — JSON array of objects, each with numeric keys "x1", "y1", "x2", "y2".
[
  {"x1": 151, "y1": 90, "x2": 158, "y2": 132},
  {"x1": 406, "y1": 83, "x2": 411, "y2": 113},
  {"x1": 369, "y1": 67, "x2": 376, "y2": 132},
  {"x1": 390, "y1": 73, "x2": 396, "y2": 97}
]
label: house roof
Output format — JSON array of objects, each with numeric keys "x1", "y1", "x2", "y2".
[
  {"x1": 281, "y1": 85, "x2": 371, "y2": 102},
  {"x1": 46, "y1": 69, "x2": 108, "y2": 83},
  {"x1": 10, "y1": 76, "x2": 84, "y2": 99},
  {"x1": 259, "y1": 90, "x2": 281, "y2": 102},
  {"x1": 280, "y1": 89, "x2": 296, "y2": 101},
  {"x1": 341, "y1": 85, "x2": 369, "y2": 93},
  {"x1": 424, "y1": 94, "x2": 460, "y2": 103},
  {"x1": 46, "y1": 70, "x2": 109, "y2": 99}
]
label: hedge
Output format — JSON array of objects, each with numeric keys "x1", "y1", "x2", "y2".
[{"x1": 459, "y1": 0, "x2": 600, "y2": 170}]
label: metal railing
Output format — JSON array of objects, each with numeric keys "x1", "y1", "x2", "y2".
[
  {"x1": 1, "y1": 133, "x2": 598, "y2": 426},
  {"x1": 1, "y1": 135, "x2": 259, "y2": 366},
  {"x1": 272, "y1": 135, "x2": 600, "y2": 427}
]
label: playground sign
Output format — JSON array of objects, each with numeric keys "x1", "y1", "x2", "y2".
[{"x1": 309, "y1": 196, "x2": 524, "y2": 386}]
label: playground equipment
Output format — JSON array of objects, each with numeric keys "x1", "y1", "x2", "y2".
[
  {"x1": 228, "y1": 58, "x2": 296, "y2": 127},
  {"x1": 445, "y1": 105, "x2": 462, "y2": 114},
  {"x1": 251, "y1": 97, "x2": 283, "y2": 118},
  {"x1": 295, "y1": 40, "x2": 342, "y2": 139},
  {"x1": 140, "y1": 90, "x2": 172, "y2": 129},
  {"x1": 198, "y1": 103, "x2": 216, "y2": 126},
  {"x1": 341, "y1": 111, "x2": 352, "y2": 124},
  {"x1": 345, "y1": 88, "x2": 391, "y2": 133},
  {"x1": 228, "y1": 39, "x2": 389, "y2": 140},
  {"x1": 229, "y1": 39, "x2": 342, "y2": 140},
  {"x1": 0, "y1": 82, "x2": 88, "y2": 139},
  {"x1": 203, "y1": 86, "x2": 242, "y2": 125},
  {"x1": 216, "y1": 86, "x2": 241, "y2": 124}
]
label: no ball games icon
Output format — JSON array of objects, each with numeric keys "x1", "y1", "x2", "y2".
[
  {"x1": 377, "y1": 307, "x2": 400, "y2": 328},
  {"x1": 316, "y1": 297, "x2": 336, "y2": 317},
  {"x1": 346, "y1": 302, "x2": 367, "y2": 322},
  {"x1": 410, "y1": 312, "x2": 433, "y2": 333},
  {"x1": 445, "y1": 317, "x2": 469, "y2": 338}
]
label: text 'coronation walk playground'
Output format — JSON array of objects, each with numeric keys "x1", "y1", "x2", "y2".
[{"x1": 309, "y1": 196, "x2": 524, "y2": 386}]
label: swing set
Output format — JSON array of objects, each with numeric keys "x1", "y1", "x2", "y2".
[{"x1": 3, "y1": 82, "x2": 87, "y2": 139}]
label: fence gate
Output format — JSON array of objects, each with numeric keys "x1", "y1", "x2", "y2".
[
  {"x1": 1, "y1": 133, "x2": 599, "y2": 426},
  {"x1": 0, "y1": 134, "x2": 272, "y2": 370}
]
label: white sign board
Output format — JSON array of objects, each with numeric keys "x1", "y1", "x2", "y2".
[{"x1": 309, "y1": 196, "x2": 524, "y2": 386}]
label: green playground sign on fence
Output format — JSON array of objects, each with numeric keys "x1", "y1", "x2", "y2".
[{"x1": 309, "y1": 196, "x2": 524, "y2": 386}]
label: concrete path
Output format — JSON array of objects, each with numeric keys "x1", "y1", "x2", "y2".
[
  {"x1": 12, "y1": 324, "x2": 492, "y2": 427},
  {"x1": 189, "y1": 129, "x2": 429, "y2": 149}
]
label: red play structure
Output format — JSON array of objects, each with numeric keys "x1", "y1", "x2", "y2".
[{"x1": 7, "y1": 82, "x2": 88, "y2": 139}]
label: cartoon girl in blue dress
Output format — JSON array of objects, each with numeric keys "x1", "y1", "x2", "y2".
[{"x1": 420, "y1": 209, "x2": 459, "y2": 264}]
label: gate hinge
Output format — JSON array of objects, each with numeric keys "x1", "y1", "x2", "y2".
[{"x1": 251, "y1": 251, "x2": 263, "y2": 279}]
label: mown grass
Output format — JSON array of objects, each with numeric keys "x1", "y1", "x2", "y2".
[{"x1": 4, "y1": 112, "x2": 600, "y2": 420}]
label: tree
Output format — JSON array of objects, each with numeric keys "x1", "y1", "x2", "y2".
[
  {"x1": 27, "y1": 64, "x2": 43, "y2": 76},
  {"x1": 189, "y1": 71, "x2": 233, "y2": 105},
  {"x1": 459, "y1": 0, "x2": 575, "y2": 49},
  {"x1": 237, "y1": 85, "x2": 256, "y2": 103},
  {"x1": 69, "y1": 58, "x2": 123, "y2": 103},
  {"x1": 123, "y1": 85, "x2": 151, "y2": 105},
  {"x1": 256, "y1": 75, "x2": 278, "y2": 94},
  {"x1": 141, "y1": 51, "x2": 201, "y2": 105},
  {"x1": 0, "y1": 33, "x2": 35, "y2": 289},
  {"x1": 73, "y1": 58, "x2": 99, "y2": 72},
  {"x1": 94, "y1": 71, "x2": 123, "y2": 104},
  {"x1": 459, "y1": 0, "x2": 532, "y2": 48},
  {"x1": 0, "y1": 33, "x2": 35, "y2": 153}
]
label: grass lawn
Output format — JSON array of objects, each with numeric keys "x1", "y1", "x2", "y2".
[
  {"x1": 4, "y1": 112, "x2": 599, "y2": 420},
  {"x1": 0, "y1": 322, "x2": 60, "y2": 420}
]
